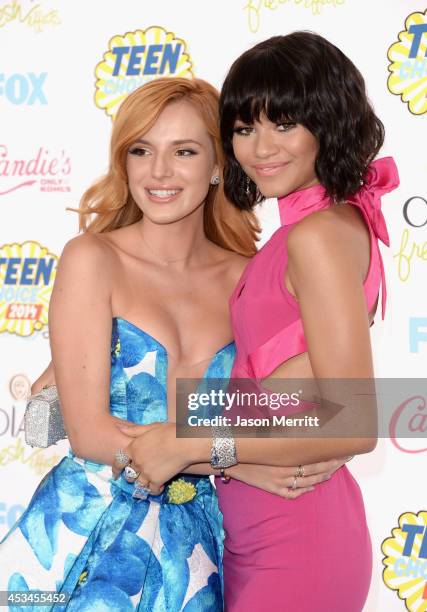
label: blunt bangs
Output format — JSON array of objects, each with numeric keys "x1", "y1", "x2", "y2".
[{"x1": 221, "y1": 43, "x2": 305, "y2": 135}]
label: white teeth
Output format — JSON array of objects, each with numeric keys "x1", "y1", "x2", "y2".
[{"x1": 148, "y1": 189, "x2": 180, "y2": 197}]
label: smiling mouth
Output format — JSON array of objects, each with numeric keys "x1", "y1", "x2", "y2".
[
  {"x1": 148, "y1": 189, "x2": 181, "y2": 198},
  {"x1": 253, "y1": 163, "x2": 289, "y2": 176},
  {"x1": 145, "y1": 188, "x2": 183, "y2": 201}
]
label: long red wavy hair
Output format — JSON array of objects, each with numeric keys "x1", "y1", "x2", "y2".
[{"x1": 77, "y1": 77, "x2": 259, "y2": 257}]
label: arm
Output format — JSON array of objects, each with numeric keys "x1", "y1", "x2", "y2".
[
  {"x1": 182, "y1": 460, "x2": 348, "y2": 498},
  {"x1": 49, "y1": 234, "x2": 133, "y2": 465}
]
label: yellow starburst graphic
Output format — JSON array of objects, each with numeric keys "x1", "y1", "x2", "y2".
[
  {"x1": 382, "y1": 510, "x2": 427, "y2": 611},
  {"x1": 388, "y1": 10, "x2": 427, "y2": 115},
  {"x1": 0, "y1": 241, "x2": 57, "y2": 336},
  {"x1": 94, "y1": 26, "x2": 194, "y2": 120}
]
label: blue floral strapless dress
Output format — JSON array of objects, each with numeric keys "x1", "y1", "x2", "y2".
[{"x1": 0, "y1": 317, "x2": 235, "y2": 611}]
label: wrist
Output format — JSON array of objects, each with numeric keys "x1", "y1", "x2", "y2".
[{"x1": 187, "y1": 436, "x2": 210, "y2": 464}]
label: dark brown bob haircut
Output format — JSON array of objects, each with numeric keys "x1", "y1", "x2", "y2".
[{"x1": 220, "y1": 32, "x2": 385, "y2": 209}]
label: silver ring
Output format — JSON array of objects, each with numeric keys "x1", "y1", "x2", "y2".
[
  {"x1": 115, "y1": 449, "x2": 130, "y2": 467},
  {"x1": 133, "y1": 483, "x2": 151, "y2": 500},
  {"x1": 295, "y1": 465, "x2": 305, "y2": 478},
  {"x1": 291, "y1": 476, "x2": 298, "y2": 490},
  {"x1": 124, "y1": 465, "x2": 140, "y2": 481}
]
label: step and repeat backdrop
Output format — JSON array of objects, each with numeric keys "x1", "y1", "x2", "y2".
[{"x1": 1, "y1": 1, "x2": 426, "y2": 610}]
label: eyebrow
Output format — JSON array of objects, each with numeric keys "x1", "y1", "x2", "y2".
[{"x1": 132, "y1": 139, "x2": 203, "y2": 146}]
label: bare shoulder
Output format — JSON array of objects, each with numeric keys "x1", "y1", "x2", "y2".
[
  {"x1": 60, "y1": 232, "x2": 116, "y2": 268},
  {"x1": 287, "y1": 204, "x2": 365, "y2": 262},
  {"x1": 56, "y1": 232, "x2": 118, "y2": 297}
]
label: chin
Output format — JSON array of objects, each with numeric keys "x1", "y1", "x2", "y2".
[
  {"x1": 255, "y1": 178, "x2": 294, "y2": 200},
  {"x1": 258, "y1": 186, "x2": 291, "y2": 199}
]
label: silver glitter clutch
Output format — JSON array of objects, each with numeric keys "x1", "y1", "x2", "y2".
[{"x1": 25, "y1": 385, "x2": 67, "y2": 448}]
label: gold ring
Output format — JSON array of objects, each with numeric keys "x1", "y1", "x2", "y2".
[{"x1": 295, "y1": 465, "x2": 305, "y2": 478}]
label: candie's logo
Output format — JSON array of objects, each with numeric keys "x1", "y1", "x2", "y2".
[
  {"x1": 95, "y1": 26, "x2": 194, "y2": 120},
  {"x1": 0, "y1": 144, "x2": 71, "y2": 195},
  {"x1": 388, "y1": 10, "x2": 427, "y2": 115},
  {"x1": 382, "y1": 511, "x2": 427, "y2": 611},
  {"x1": 0, "y1": 241, "x2": 58, "y2": 336}
]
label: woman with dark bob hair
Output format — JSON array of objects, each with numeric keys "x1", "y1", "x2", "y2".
[
  {"x1": 213, "y1": 31, "x2": 399, "y2": 611},
  {"x1": 111, "y1": 33, "x2": 399, "y2": 610}
]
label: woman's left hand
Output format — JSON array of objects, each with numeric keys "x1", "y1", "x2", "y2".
[{"x1": 114, "y1": 422, "x2": 189, "y2": 493}]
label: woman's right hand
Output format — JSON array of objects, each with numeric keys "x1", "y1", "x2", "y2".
[
  {"x1": 31, "y1": 361, "x2": 55, "y2": 395},
  {"x1": 228, "y1": 457, "x2": 349, "y2": 499}
]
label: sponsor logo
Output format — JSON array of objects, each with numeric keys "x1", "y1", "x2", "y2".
[
  {"x1": 394, "y1": 196, "x2": 427, "y2": 282},
  {"x1": 9, "y1": 373, "x2": 31, "y2": 401},
  {"x1": 0, "y1": 241, "x2": 58, "y2": 337},
  {"x1": 0, "y1": 374, "x2": 31, "y2": 438},
  {"x1": 0, "y1": 1, "x2": 60, "y2": 32},
  {"x1": 0, "y1": 502, "x2": 24, "y2": 530},
  {"x1": 382, "y1": 511, "x2": 427, "y2": 610},
  {"x1": 0, "y1": 403, "x2": 25, "y2": 438},
  {"x1": 94, "y1": 26, "x2": 193, "y2": 120},
  {"x1": 388, "y1": 10, "x2": 427, "y2": 115},
  {"x1": 0, "y1": 144, "x2": 71, "y2": 196},
  {"x1": 244, "y1": 0, "x2": 346, "y2": 34},
  {"x1": 0, "y1": 405, "x2": 24, "y2": 438},
  {"x1": 389, "y1": 391, "x2": 427, "y2": 454},
  {"x1": 410, "y1": 318, "x2": 427, "y2": 354},
  {"x1": 0, "y1": 72, "x2": 47, "y2": 105},
  {"x1": 0, "y1": 437, "x2": 61, "y2": 475}
]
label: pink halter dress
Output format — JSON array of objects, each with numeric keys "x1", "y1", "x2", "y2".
[{"x1": 216, "y1": 157, "x2": 399, "y2": 611}]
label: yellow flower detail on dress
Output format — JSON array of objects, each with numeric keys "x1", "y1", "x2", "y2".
[
  {"x1": 167, "y1": 479, "x2": 197, "y2": 504},
  {"x1": 114, "y1": 338, "x2": 121, "y2": 357},
  {"x1": 78, "y1": 570, "x2": 88, "y2": 586}
]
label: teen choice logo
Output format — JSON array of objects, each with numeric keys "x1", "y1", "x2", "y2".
[
  {"x1": 388, "y1": 10, "x2": 427, "y2": 115},
  {"x1": 95, "y1": 26, "x2": 194, "y2": 120},
  {"x1": 0, "y1": 241, "x2": 57, "y2": 337},
  {"x1": 382, "y1": 510, "x2": 427, "y2": 611}
]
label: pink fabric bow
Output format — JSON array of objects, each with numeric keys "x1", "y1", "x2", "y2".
[{"x1": 348, "y1": 157, "x2": 400, "y2": 246}]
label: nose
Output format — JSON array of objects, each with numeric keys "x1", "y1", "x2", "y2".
[
  {"x1": 151, "y1": 151, "x2": 173, "y2": 179},
  {"x1": 254, "y1": 129, "x2": 279, "y2": 159}
]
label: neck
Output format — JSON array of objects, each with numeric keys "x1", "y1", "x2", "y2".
[{"x1": 139, "y1": 207, "x2": 212, "y2": 269}]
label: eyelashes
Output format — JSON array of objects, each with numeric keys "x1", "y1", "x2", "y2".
[
  {"x1": 176, "y1": 149, "x2": 198, "y2": 156},
  {"x1": 128, "y1": 147, "x2": 198, "y2": 156},
  {"x1": 233, "y1": 127, "x2": 253, "y2": 136},
  {"x1": 128, "y1": 147, "x2": 147, "y2": 156},
  {"x1": 233, "y1": 122, "x2": 297, "y2": 136}
]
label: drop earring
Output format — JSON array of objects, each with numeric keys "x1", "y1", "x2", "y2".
[{"x1": 245, "y1": 175, "x2": 251, "y2": 195}]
